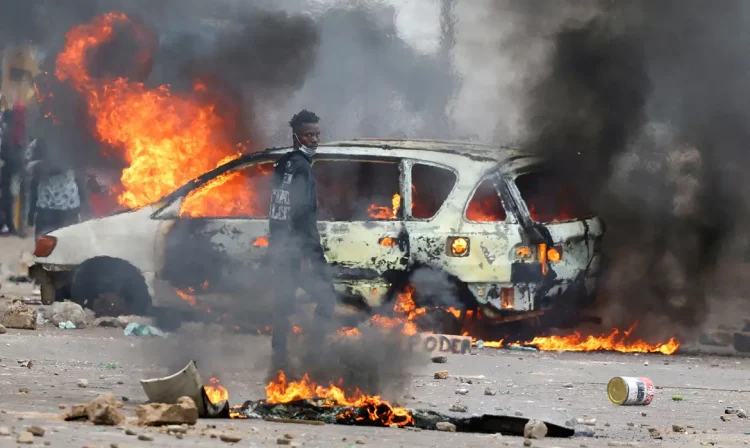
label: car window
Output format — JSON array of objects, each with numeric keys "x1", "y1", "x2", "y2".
[
  {"x1": 411, "y1": 163, "x2": 456, "y2": 219},
  {"x1": 180, "y1": 162, "x2": 274, "y2": 218},
  {"x1": 515, "y1": 171, "x2": 594, "y2": 223},
  {"x1": 314, "y1": 160, "x2": 400, "y2": 221},
  {"x1": 466, "y1": 178, "x2": 507, "y2": 222}
]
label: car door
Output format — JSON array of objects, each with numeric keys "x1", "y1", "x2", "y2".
[
  {"x1": 312, "y1": 157, "x2": 409, "y2": 306},
  {"x1": 151, "y1": 159, "x2": 275, "y2": 310}
]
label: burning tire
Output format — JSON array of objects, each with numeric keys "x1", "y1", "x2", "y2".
[{"x1": 71, "y1": 256, "x2": 151, "y2": 316}]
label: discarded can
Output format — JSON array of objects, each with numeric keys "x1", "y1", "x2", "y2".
[{"x1": 607, "y1": 376, "x2": 655, "y2": 406}]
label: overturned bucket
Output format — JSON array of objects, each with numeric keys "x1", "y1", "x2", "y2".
[{"x1": 140, "y1": 360, "x2": 228, "y2": 418}]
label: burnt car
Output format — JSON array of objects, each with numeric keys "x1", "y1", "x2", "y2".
[{"x1": 29, "y1": 139, "x2": 604, "y2": 323}]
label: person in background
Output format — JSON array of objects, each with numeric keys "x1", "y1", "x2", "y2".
[
  {"x1": 0, "y1": 102, "x2": 25, "y2": 235},
  {"x1": 26, "y1": 138, "x2": 88, "y2": 239}
]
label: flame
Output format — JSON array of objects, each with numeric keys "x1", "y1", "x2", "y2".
[
  {"x1": 55, "y1": 13, "x2": 257, "y2": 215},
  {"x1": 337, "y1": 327, "x2": 362, "y2": 336},
  {"x1": 379, "y1": 237, "x2": 397, "y2": 247},
  {"x1": 175, "y1": 287, "x2": 197, "y2": 307},
  {"x1": 523, "y1": 324, "x2": 681, "y2": 355},
  {"x1": 368, "y1": 193, "x2": 401, "y2": 219},
  {"x1": 253, "y1": 236, "x2": 269, "y2": 247},
  {"x1": 204, "y1": 377, "x2": 229, "y2": 404},
  {"x1": 265, "y1": 371, "x2": 413, "y2": 427}
]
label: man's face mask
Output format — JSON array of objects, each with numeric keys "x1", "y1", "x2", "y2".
[{"x1": 295, "y1": 133, "x2": 317, "y2": 156}]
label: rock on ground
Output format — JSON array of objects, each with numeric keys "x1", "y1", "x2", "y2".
[
  {"x1": 16, "y1": 431, "x2": 34, "y2": 444},
  {"x1": 44, "y1": 301, "x2": 89, "y2": 328},
  {"x1": 434, "y1": 370, "x2": 449, "y2": 380},
  {"x1": 524, "y1": 420, "x2": 548, "y2": 440},
  {"x1": 0, "y1": 302, "x2": 37, "y2": 330},
  {"x1": 136, "y1": 396, "x2": 199, "y2": 426},
  {"x1": 435, "y1": 422, "x2": 456, "y2": 432},
  {"x1": 0, "y1": 324, "x2": 6, "y2": 334},
  {"x1": 86, "y1": 393, "x2": 125, "y2": 425}
]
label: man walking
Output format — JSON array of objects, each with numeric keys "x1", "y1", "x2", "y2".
[{"x1": 268, "y1": 110, "x2": 335, "y2": 373}]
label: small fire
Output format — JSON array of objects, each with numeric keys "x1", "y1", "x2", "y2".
[
  {"x1": 175, "y1": 287, "x2": 197, "y2": 307},
  {"x1": 253, "y1": 236, "x2": 269, "y2": 247},
  {"x1": 204, "y1": 377, "x2": 229, "y2": 404},
  {"x1": 368, "y1": 193, "x2": 401, "y2": 220},
  {"x1": 521, "y1": 324, "x2": 680, "y2": 355},
  {"x1": 265, "y1": 371, "x2": 413, "y2": 427}
]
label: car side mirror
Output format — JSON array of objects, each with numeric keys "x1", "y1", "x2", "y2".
[{"x1": 152, "y1": 198, "x2": 183, "y2": 220}]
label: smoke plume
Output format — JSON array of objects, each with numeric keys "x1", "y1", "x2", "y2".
[{"x1": 491, "y1": 0, "x2": 750, "y2": 337}]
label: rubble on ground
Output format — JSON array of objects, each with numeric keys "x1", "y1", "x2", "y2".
[
  {"x1": 434, "y1": 370, "x2": 449, "y2": 379},
  {"x1": 0, "y1": 301, "x2": 37, "y2": 330},
  {"x1": 136, "y1": 396, "x2": 199, "y2": 426},
  {"x1": 64, "y1": 393, "x2": 125, "y2": 426},
  {"x1": 41, "y1": 301, "x2": 92, "y2": 328}
]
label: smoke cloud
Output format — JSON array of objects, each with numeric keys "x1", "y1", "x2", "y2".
[{"x1": 481, "y1": 0, "x2": 750, "y2": 337}]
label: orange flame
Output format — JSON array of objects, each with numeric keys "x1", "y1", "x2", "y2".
[
  {"x1": 368, "y1": 193, "x2": 401, "y2": 219},
  {"x1": 253, "y1": 236, "x2": 269, "y2": 247},
  {"x1": 204, "y1": 377, "x2": 229, "y2": 404},
  {"x1": 265, "y1": 371, "x2": 413, "y2": 427},
  {"x1": 55, "y1": 13, "x2": 256, "y2": 215},
  {"x1": 522, "y1": 324, "x2": 680, "y2": 355}
]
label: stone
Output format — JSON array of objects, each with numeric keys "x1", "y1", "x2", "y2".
[
  {"x1": 455, "y1": 388, "x2": 469, "y2": 395},
  {"x1": 87, "y1": 393, "x2": 125, "y2": 426},
  {"x1": 118, "y1": 315, "x2": 154, "y2": 328},
  {"x1": 523, "y1": 439, "x2": 532, "y2": 447},
  {"x1": 737, "y1": 409, "x2": 747, "y2": 418},
  {"x1": 434, "y1": 370, "x2": 449, "y2": 380},
  {"x1": 733, "y1": 332, "x2": 750, "y2": 353},
  {"x1": 17, "y1": 431, "x2": 34, "y2": 444},
  {"x1": 277, "y1": 437, "x2": 292, "y2": 445},
  {"x1": 18, "y1": 387, "x2": 29, "y2": 394},
  {"x1": 720, "y1": 415, "x2": 730, "y2": 422},
  {"x1": 64, "y1": 404, "x2": 88, "y2": 421},
  {"x1": 448, "y1": 402, "x2": 467, "y2": 413},
  {"x1": 484, "y1": 387, "x2": 497, "y2": 396},
  {"x1": 47, "y1": 301, "x2": 88, "y2": 328},
  {"x1": 220, "y1": 433, "x2": 242, "y2": 443},
  {"x1": 138, "y1": 434, "x2": 154, "y2": 441},
  {"x1": 524, "y1": 420, "x2": 548, "y2": 440},
  {"x1": 725, "y1": 407, "x2": 738, "y2": 414},
  {"x1": 166, "y1": 425, "x2": 187, "y2": 434},
  {"x1": 648, "y1": 428, "x2": 662, "y2": 439},
  {"x1": 563, "y1": 383, "x2": 574, "y2": 388},
  {"x1": 28, "y1": 425, "x2": 45, "y2": 436},
  {"x1": 136, "y1": 396, "x2": 199, "y2": 426},
  {"x1": 125, "y1": 429, "x2": 137, "y2": 436},
  {"x1": 77, "y1": 379, "x2": 89, "y2": 388},
  {"x1": 431, "y1": 356, "x2": 448, "y2": 364},
  {"x1": 672, "y1": 424, "x2": 685, "y2": 433},
  {"x1": 0, "y1": 426, "x2": 9, "y2": 436},
  {"x1": 0, "y1": 302, "x2": 37, "y2": 330},
  {"x1": 435, "y1": 422, "x2": 456, "y2": 432},
  {"x1": 0, "y1": 324, "x2": 6, "y2": 334}
]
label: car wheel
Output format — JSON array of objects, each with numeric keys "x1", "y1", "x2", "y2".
[
  {"x1": 34, "y1": 269, "x2": 60, "y2": 305},
  {"x1": 71, "y1": 257, "x2": 152, "y2": 316}
]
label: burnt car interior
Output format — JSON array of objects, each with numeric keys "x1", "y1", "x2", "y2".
[{"x1": 515, "y1": 171, "x2": 594, "y2": 223}]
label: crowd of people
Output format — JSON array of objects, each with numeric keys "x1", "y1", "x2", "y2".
[{"x1": 0, "y1": 97, "x2": 87, "y2": 240}]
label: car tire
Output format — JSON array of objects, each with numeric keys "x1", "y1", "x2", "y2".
[{"x1": 71, "y1": 257, "x2": 152, "y2": 316}]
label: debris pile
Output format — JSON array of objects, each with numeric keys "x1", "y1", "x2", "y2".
[{"x1": 64, "y1": 393, "x2": 125, "y2": 425}]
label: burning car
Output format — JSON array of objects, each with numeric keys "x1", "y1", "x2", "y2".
[{"x1": 29, "y1": 139, "x2": 604, "y2": 325}]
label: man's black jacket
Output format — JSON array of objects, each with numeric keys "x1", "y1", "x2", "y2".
[{"x1": 268, "y1": 150, "x2": 325, "y2": 261}]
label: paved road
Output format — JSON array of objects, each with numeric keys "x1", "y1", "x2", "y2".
[{"x1": 0, "y1": 323, "x2": 748, "y2": 448}]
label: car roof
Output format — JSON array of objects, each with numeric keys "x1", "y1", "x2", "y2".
[
  {"x1": 159, "y1": 139, "x2": 543, "y2": 204},
  {"x1": 263, "y1": 138, "x2": 535, "y2": 164}
]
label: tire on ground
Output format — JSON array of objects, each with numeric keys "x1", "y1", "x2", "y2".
[{"x1": 71, "y1": 257, "x2": 151, "y2": 316}]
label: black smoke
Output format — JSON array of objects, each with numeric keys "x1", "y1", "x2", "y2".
[{"x1": 514, "y1": 0, "x2": 750, "y2": 337}]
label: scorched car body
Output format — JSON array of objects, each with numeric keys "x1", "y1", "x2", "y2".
[{"x1": 30, "y1": 139, "x2": 604, "y2": 322}]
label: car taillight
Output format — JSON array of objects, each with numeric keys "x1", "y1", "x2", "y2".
[
  {"x1": 447, "y1": 237, "x2": 470, "y2": 257},
  {"x1": 34, "y1": 236, "x2": 57, "y2": 257}
]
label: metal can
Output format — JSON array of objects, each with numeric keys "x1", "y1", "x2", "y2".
[{"x1": 607, "y1": 376, "x2": 655, "y2": 406}]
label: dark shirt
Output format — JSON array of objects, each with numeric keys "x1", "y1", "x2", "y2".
[{"x1": 268, "y1": 150, "x2": 325, "y2": 260}]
